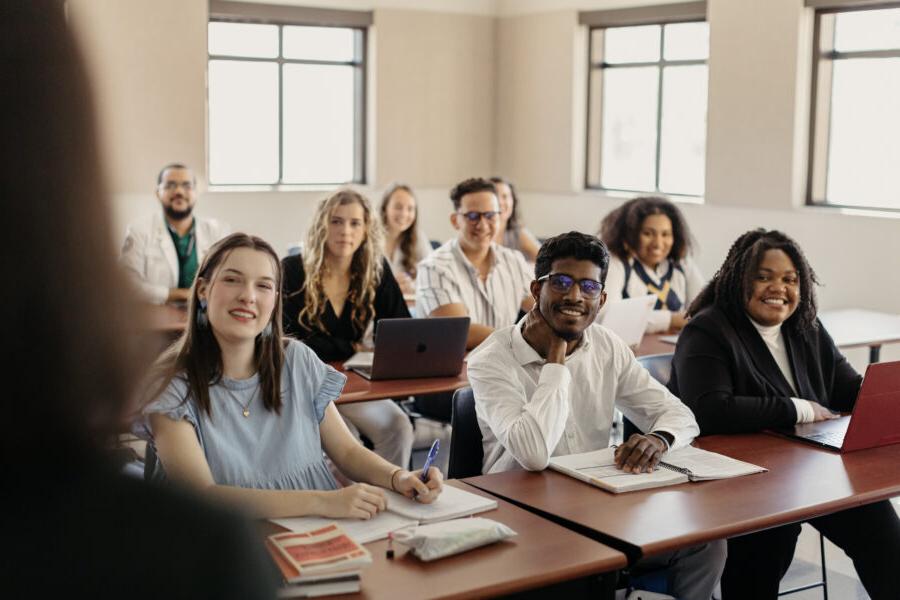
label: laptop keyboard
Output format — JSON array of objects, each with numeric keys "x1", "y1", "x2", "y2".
[{"x1": 806, "y1": 431, "x2": 845, "y2": 447}]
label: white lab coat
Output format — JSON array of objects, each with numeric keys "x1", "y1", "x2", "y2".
[{"x1": 120, "y1": 212, "x2": 230, "y2": 304}]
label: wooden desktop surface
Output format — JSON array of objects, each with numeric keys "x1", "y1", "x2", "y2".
[
  {"x1": 332, "y1": 362, "x2": 469, "y2": 404},
  {"x1": 262, "y1": 481, "x2": 626, "y2": 599},
  {"x1": 464, "y1": 434, "x2": 900, "y2": 561}
]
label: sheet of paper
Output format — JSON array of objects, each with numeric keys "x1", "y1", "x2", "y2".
[
  {"x1": 271, "y1": 511, "x2": 418, "y2": 544},
  {"x1": 600, "y1": 295, "x2": 657, "y2": 347},
  {"x1": 342, "y1": 351, "x2": 374, "y2": 370},
  {"x1": 664, "y1": 445, "x2": 767, "y2": 480},
  {"x1": 384, "y1": 484, "x2": 497, "y2": 524}
]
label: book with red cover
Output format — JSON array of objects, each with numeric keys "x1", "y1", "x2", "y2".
[{"x1": 267, "y1": 523, "x2": 372, "y2": 584}]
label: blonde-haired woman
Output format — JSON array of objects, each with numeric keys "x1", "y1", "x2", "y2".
[{"x1": 282, "y1": 189, "x2": 414, "y2": 467}]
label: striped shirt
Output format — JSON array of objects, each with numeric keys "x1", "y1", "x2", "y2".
[{"x1": 415, "y1": 238, "x2": 532, "y2": 328}]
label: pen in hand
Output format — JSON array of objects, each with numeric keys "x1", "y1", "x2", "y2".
[{"x1": 415, "y1": 439, "x2": 440, "y2": 499}]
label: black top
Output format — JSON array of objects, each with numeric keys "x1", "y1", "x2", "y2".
[
  {"x1": 281, "y1": 255, "x2": 410, "y2": 362},
  {"x1": 3, "y1": 462, "x2": 278, "y2": 599},
  {"x1": 668, "y1": 305, "x2": 862, "y2": 435}
]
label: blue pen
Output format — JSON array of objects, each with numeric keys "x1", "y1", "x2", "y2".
[{"x1": 419, "y1": 439, "x2": 440, "y2": 485}]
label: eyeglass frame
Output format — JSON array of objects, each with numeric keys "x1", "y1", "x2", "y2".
[
  {"x1": 159, "y1": 180, "x2": 195, "y2": 192},
  {"x1": 456, "y1": 210, "x2": 500, "y2": 224},
  {"x1": 537, "y1": 272, "x2": 605, "y2": 298}
]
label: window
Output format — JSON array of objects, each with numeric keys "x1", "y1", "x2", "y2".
[
  {"x1": 583, "y1": 6, "x2": 709, "y2": 197},
  {"x1": 808, "y1": 4, "x2": 900, "y2": 210},
  {"x1": 207, "y1": 4, "x2": 369, "y2": 186}
]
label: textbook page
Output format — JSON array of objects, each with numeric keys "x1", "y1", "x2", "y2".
[
  {"x1": 271, "y1": 512, "x2": 417, "y2": 544},
  {"x1": 549, "y1": 447, "x2": 686, "y2": 493},
  {"x1": 663, "y1": 445, "x2": 767, "y2": 481},
  {"x1": 384, "y1": 484, "x2": 497, "y2": 524},
  {"x1": 342, "y1": 352, "x2": 373, "y2": 370}
]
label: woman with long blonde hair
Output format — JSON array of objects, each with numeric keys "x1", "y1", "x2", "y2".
[{"x1": 282, "y1": 190, "x2": 415, "y2": 467}]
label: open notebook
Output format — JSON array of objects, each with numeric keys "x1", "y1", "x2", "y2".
[
  {"x1": 271, "y1": 484, "x2": 498, "y2": 543},
  {"x1": 549, "y1": 445, "x2": 766, "y2": 494}
]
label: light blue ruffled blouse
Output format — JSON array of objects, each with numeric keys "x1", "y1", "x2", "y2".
[{"x1": 145, "y1": 339, "x2": 346, "y2": 491}]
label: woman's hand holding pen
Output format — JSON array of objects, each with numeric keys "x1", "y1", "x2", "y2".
[
  {"x1": 393, "y1": 467, "x2": 443, "y2": 503},
  {"x1": 614, "y1": 433, "x2": 667, "y2": 473}
]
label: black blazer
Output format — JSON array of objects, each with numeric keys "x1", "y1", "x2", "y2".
[
  {"x1": 281, "y1": 255, "x2": 410, "y2": 362},
  {"x1": 668, "y1": 305, "x2": 862, "y2": 435}
]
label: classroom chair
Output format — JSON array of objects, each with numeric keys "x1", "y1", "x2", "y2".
[{"x1": 448, "y1": 386, "x2": 483, "y2": 479}]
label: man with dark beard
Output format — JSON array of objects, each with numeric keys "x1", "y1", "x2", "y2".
[
  {"x1": 121, "y1": 164, "x2": 229, "y2": 303},
  {"x1": 467, "y1": 231, "x2": 725, "y2": 600}
]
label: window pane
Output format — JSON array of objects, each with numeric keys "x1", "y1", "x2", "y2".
[
  {"x1": 282, "y1": 64, "x2": 356, "y2": 184},
  {"x1": 283, "y1": 26, "x2": 357, "y2": 62},
  {"x1": 604, "y1": 25, "x2": 661, "y2": 64},
  {"x1": 659, "y1": 65, "x2": 707, "y2": 196},
  {"x1": 208, "y1": 60, "x2": 279, "y2": 184},
  {"x1": 208, "y1": 22, "x2": 278, "y2": 58},
  {"x1": 663, "y1": 22, "x2": 709, "y2": 61},
  {"x1": 825, "y1": 58, "x2": 900, "y2": 208},
  {"x1": 600, "y1": 67, "x2": 659, "y2": 191},
  {"x1": 834, "y1": 8, "x2": 900, "y2": 52}
]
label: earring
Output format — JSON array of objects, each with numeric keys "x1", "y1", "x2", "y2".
[
  {"x1": 196, "y1": 299, "x2": 208, "y2": 329},
  {"x1": 260, "y1": 321, "x2": 273, "y2": 338}
]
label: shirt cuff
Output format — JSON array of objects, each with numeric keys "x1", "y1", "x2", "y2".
[
  {"x1": 648, "y1": 431, "x2": 672, "y2": 452},
  {"x1": 538, "y1": 362, "x2": 570, "y2": 388},
  {"x1": 791, "y1": 398, "x2": 815, "y2": 424}
]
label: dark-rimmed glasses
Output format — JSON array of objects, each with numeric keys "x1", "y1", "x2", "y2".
[
  {"x1": 458, "y1": 210, "x2": 499, "y2": 224},
  {"x1": 538, "y1": 273, "x2": 604, "y2": 298}
]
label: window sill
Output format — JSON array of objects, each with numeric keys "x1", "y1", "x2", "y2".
[{"x1": 207, "y1": 183, "x2": 363, "y2": 193}]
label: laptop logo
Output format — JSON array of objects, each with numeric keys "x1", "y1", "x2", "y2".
[{"x1": 416, "y1": 343, "x2": 427, "y2": 353}]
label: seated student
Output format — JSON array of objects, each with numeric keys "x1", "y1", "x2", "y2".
[
  {"x1": 489, "y1": 176, "x2": 540, "y2": 262},
  {"x1": 669, "y1": 229, "x2": 900, "y2": 600},
  {"x1": 416, "y1": 177, "x2": 534, "y2": 350},
  {"x1": 597, "y1": 196, "x2": 703, "y2": 333},
  {"x1": 380, "y1": 182, "x2": 433, "y2": 297},
  {"x1": 282, "y1": 190, "x2": 415, "y2": 468},
  {"x1": 146, "y1": 233, "x2": 442, "y2": 518},
  {"x1": 3, "y1": 4, "x2": 276, "y2": 597},
  {"x1": 120, "y1": 163, "x2": 230, "y2": 304},
  {"x1": 467, "y1": 231, "x2": 725, "y2": 600}
]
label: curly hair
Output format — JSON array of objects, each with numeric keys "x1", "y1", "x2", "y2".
[
  {"x1": 298, "y1": 189, "x2": 383, "y2": 336},
  {"x1": 148, "y1": 233, "x2": 286, "y2": 418},
  {"x1": 380, "y1": 182, "x2": 420, "y2": 277},
  {"x1": 535, "y1": 231, "x2": 611, "y2": 285},
  {"x1": 598, "y1": 196, "x2": 694, "y2": 262},
  {"x1": 688, "y1": 229, "x2": 820, "y2": 336}
]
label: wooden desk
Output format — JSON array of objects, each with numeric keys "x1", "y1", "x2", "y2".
[
  {"x1": 636, "y1": 333, "x2": 675, "y2": 357},
  {"x1": 464, "y1": 434, "x2": 900, "y2": 562},
  {"x1": 819, "y1": 308, "x2": 900, "y2": 363},
  {"x1": 263, "y1": 481, "x2": 626, "y2": 599},
  {"x1": 333, "y1": 363, "x2": 469, "y2": 405}
]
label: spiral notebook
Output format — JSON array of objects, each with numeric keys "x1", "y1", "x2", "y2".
[{"x1": 549, "y1": 445, "x2": 766, "y2": 494}]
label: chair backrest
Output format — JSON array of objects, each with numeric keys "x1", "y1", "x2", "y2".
[
  {"x1": 449, "y1": 387, "x2": 483, "y2": 479},
  {"x1": 624, "y1": 353, "x2": 675, "y2": 438}
]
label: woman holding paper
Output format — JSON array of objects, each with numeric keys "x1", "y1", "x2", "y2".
[
  {"x1": 281, "y1": 190, "x2": 414, "y2": 467},
  {"x1": 669, "y1": 229, "x2": 900, "y2": 600},
  {"x1": 146, "y1": 233, "x2": 441, "y2": 520}
]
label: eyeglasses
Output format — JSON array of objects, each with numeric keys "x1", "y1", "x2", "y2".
[
  {"x1": 538, "y1": 273, "x2": 604, "y2": 298},
  {"x1": 161, "y1": 181, "x2": 194, "y2": 192},
  {"x1": 458, "y1": 210, "x2": 499, "y2": 224}
]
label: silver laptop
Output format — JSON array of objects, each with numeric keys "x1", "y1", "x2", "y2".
[{"x1": 343, "y1": 317, "x2": 469, "y2": 380}]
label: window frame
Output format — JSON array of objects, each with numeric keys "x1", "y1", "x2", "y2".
[
  {"x1": 207, "y1": 16, "x2": 368, "y2": 187},
  {"x1": 806, "y1": 1, "x2": 900, "y2": 211}
]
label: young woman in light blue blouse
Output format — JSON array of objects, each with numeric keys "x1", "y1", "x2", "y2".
[{"x1": 145, "y1": 233, "x2": 442, "y2": 519}]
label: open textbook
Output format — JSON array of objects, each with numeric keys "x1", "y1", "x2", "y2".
[
  {"x1": 271, "y1": 484, "x2": 498, "y2": 544},
  {"x1": 549, "y1": 445, "x2": 767, "y2": 493}
]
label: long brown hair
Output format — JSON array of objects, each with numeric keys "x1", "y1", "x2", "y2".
[
  {"x1": 380, "y1": 182, "x2": 421, "y2": 276},
  {"x1": 149, "y1": 233, "x2": 286, "y2": 418},
  {"x1": 297, "y1": 189, "x2": 383, "y2": 335},
  {"x1": 1, "y1": 1, "x2": 141, "y2": 464}
]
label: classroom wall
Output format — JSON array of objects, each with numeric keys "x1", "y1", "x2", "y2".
[{"x1": 70, "y1": 0, "x2": 900, "y2": 369}]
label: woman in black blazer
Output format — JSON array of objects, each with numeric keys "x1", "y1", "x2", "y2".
[{"x1": 669, "y1": 229, "x2": 900, "y2": 600}]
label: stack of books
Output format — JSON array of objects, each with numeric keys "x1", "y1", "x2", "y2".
[{"x1": 266, "y1": 523, "x2": 372, "y2": 597}]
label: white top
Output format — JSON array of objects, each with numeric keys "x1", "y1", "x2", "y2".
[
  {"x1": 415, "y1": 239, "x2": 532, "y2": 329},
  {"x1": 600, "y1": 256, "x2": 705, "y2": 333},
  {"x1": 467, "y1": 321, "x2": 700, "y2": 474},
  {"x1": 748, "y1": 318, "x2": 815, "y2": 423},
  {"x1": 387, "y1": 229, "x2": 433, "y2": 277},
  {"x1": 120, "y1": 212, "x2": 230, "y2": 304}
]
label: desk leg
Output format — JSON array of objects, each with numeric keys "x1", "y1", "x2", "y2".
[{"x1": 870, "y1": 345, "x2": 881, "y2": 364}]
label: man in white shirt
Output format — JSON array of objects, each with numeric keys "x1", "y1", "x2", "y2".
[
  {"x1": 120, "y1": 164, "x2": 230, "y2": 304},
  {"x1": 416, "y1": 177, "x2": 533, "y2": 350},
  {"x1": 468, "y1": 231, "x2": 725, "y2": 600}
]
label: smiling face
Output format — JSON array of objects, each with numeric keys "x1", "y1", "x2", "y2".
[
  {"x1": 633, "y1": 213, "x2": 674, "y2": 268},
  {"x1": 156, "y1": 167, "x2": 197, "y2": 221},
  {"x1": 384, "y1": 189, "x2": 417, "y2": 235},
  {"x1": 451, "y1": 190, "x2": 499, "y2": 253},
  {"x1": 326, "y1": 201, "x2": 367, "y2": 260},
  {"x1": 494, "y1": 182, "x2": 514, "y2": 224},
  {"x1": 198, "y1": 247, "x2": 278, "y2": 344},
  {"x1": 533, "y1": 257, "x2": 606, "y2": 341},
  {"x1": 745, "y1": 248, "x2": 801, "y2": 327}
]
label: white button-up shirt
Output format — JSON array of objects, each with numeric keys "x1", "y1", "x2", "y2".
[
  {"x1": 415, "y1": 239, "x2": 531, "y2": 328},
  {"x1": 468, "y1": 321, "x2": 699, "y2": 474}
]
